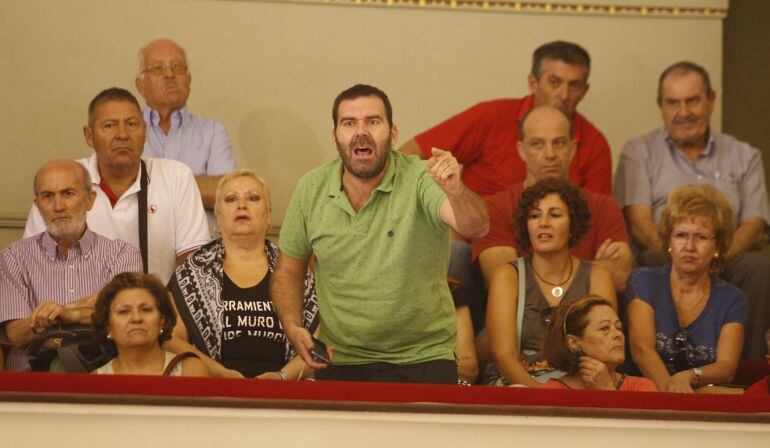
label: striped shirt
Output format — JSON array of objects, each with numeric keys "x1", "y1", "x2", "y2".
[{"x1": 0, "y1": 229, "x2": 142, "y2": 371}]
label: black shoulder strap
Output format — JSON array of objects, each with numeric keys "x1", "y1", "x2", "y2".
[
  {"x1": 163, "y1": 352, "x2": 199, "y2": 376},
  {"x1": 138, "y1": 160, "x2": 149, "y2": 274}
]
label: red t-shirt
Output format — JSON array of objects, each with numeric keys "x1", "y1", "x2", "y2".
[
  {"x1": 541, "y1": 375, "x2": 658, "y2": 392},
  {"x1": 414, "y1": 95, "x2": 612, "y2": 197},
  {"x1": 470, "y1": 182, "x2": 628, "y2": 261}
]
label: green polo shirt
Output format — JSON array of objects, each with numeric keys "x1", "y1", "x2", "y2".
[{"x1": 279, "y1": 150, "x2": 456, "y2": 365}]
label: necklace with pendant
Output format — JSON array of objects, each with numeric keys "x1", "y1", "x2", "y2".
[{"x1": 531, "y1": 256, "x2": 574, "y2": 298}]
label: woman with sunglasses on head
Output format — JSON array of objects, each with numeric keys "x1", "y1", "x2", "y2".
[
  {"x1": 540, "y1": 295, "x2": 656, "y2": 391},
  {"x1": 485, "y1": 178, "x2": 616, "y2": 387},
  {"x1": 626, "y1": 184, "x2": 747, "y2": 393}
]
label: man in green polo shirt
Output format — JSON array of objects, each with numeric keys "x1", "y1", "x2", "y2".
[{"x1": 271, "y1": 84, "x2": 489, "y2": 384}]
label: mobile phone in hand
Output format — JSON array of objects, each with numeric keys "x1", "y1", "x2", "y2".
[{"x1": 310, "y1": 337, "x2": 330, "y2": 364}]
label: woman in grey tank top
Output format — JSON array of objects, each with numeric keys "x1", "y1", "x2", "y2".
[{"x1": 486, "y1": 179, "x2": 616, "y2": 387}]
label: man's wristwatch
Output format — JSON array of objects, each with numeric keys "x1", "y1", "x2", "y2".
[{"x1": 692, "y1": 367, "x2": 704, "y2": 386}]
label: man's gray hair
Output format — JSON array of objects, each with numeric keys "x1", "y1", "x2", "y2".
[
  {"x1": 531, "y1": 41, "x2": 591, "y2": 80},
  {"x1": 136, "y1": 37, "x2": 189, "y2": 80},
  {"x1": 657, "y1": 61, "x2": 714, "y2": 105}
]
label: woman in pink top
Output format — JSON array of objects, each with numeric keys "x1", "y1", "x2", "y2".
[{"x1": 540, "y1": 295, "x2": 657, "y2": 391}]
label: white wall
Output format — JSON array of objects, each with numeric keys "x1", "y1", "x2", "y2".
[
  {"x1": 0, "y1": 0, "x2": 726, "y2": 246},
  {"x1": 2, "y1": 401, "x2": 769, "y2": 448}
]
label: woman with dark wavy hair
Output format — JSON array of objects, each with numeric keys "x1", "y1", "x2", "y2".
[
  {"x1": 485, "y1": 178, "x2": 616, "y2": 386},
  {"x1": 91, "y1": 272, "x2": 208, "y2": 376}
]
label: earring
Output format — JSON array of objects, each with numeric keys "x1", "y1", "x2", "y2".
[
  {"x1": 570, "y1": 349, "x2": 580, "y2": 365},
  {"x1": 570, "y1": 346, "x2": 584, "y2": 365},
  {"x1": 107, "y1": 333, "x2": 112, "y2": 339},
  {"x1": 667, "y1": 247, "x2": 672, "y2": 254},
  {"x1": 160, "y1": 329, "x2": 164, "y2": 335},
  {"x1": 714, "y1": 251, "x2": 720, "y2": 259}
]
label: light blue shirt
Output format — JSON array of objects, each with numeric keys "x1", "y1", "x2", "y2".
[
  {"x1": 143, "y1": 106, "x2": 235, "y2": 176},
  {"x1": 614, "y1": 128, "x2": 770, "y2": 225}
]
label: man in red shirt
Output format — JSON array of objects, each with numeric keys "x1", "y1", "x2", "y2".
[
  {"x1": 472, "y1": 106, "x2": 631, "y2": 294},
  {"x1": 399, "y1": 41, "x2": 611, "y2": 197}
]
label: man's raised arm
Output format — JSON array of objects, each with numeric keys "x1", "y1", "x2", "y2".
[{"x1": 430, "y1": 148, "x2": 489, "y2": 239}]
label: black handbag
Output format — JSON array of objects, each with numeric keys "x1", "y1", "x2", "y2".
[{"x1": 25, "y1": 324, "x2": 115, "y2": 373}]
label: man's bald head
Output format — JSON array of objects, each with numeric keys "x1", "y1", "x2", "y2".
[
  {"x1": 517, "y1": 106, "x2": 576, "y2": 184},
  {"x1": 135, "y1": 37, "x2": 191, "y2": 113},
  {"x1": 136, "y1": 38, "x2": 188, "y2": 77},
  {"x1": 33, "y1": 159, "x2": 92, "y2": 196},
  {"x1": 33, "y1": 159, "x2": 96, "y2": 245},
  {"x1": 518, "y1": 105, "x2": 573, "y2": 142}
]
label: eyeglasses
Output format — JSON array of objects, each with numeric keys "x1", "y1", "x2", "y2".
[
  {"x1": 671, "y1": 231, "x2": 716, "y2": 245},
  {"x1": 671, "y1": 328, "x2": 695, "y2": 371},
  {"x1": 141, "y1": 61, "x2": 188, "y2": 76}
]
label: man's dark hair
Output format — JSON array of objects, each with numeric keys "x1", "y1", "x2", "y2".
[
  {"x1": 657, "y1": 61, "x2": 714, "y2": 105},
  {"x1": 531, "y1": 41, "x2": 591, "y2": 80},
  {"x1": 332, "y1": 84, "x2": 393, "y2": 130},
  {"x1": 88, "y1": 87, "x2": 142, "y2": 127},
  {"x1": 518, "y1": 106, "x2": 574, "y2": 142}
]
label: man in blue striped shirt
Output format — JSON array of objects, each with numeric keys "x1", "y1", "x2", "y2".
[{"x1": 0, "y1": 159, "x2": 142, "y2": 371}]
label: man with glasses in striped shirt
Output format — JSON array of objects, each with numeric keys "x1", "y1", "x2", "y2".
[{"x1": 0, "y1": 159, "x2": 142, "y2": 371}]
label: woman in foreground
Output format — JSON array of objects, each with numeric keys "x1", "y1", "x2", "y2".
[
  {"x1": 92, "y1": 272, "x2": 208, "y2": 376},
  {"x1": 540, "y1": 295, "x2": 656, "y2": 391}
]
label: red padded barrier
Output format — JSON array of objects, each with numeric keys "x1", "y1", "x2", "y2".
[{"x1": 1, "y1": 372, "x2": 770, "y2": 414}]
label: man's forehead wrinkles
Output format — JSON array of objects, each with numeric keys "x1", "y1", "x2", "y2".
[
  {"x1": 664, "y1": 93, "x2": 702, "y2": 102},
  {"x1": 340, "y1": 113, "x2": 383, "y2": 121},
  {"x1": 38, "y1": 185, "x2": 76, "y2": 194},
  {"x1": 97, "y1": 115, "x2": 141, "y2": 122},
  {"x1": 147, "y1": 57, "x2": 186, "y2": 64}
]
